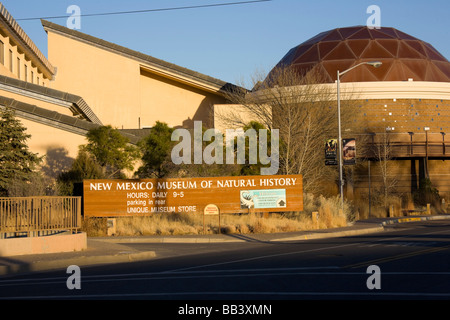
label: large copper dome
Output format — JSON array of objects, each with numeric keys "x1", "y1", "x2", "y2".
[{"x1": 268, "y1": 26, "x2": 450, "y2": 84}]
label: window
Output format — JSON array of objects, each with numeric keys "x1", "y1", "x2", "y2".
[
  {"x1": 0, "y1": 40, "x2": 4, "y2": 65},
  {"x1": 9, "y1": 49, "x2": 13, "y2": 72},
  {"x1": 31, "y1": 70, "x2": 34, "y2": 83},
  {"x1": 24, "y1": 65, "x2": 27, "y2": 82},
  {"x1": 17, "y1": 57, "x2": 20, "y2": 79}
]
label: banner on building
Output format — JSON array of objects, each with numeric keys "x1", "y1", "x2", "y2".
[
  {"x1": 342, "y1": 138, "x2": 356, "y2": 165},
  {"x1": 325, "y1": 139, "x2": 338, "y2": 165},
  {"x1": 83, "y1": 174, "x2": 303, "y2": 217}
]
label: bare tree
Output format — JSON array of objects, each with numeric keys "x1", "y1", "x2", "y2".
[
  {"x1": 219, "y1": 66, "x2": 361, "y2": 194},
  {"x1": 371, "y1": 126, "x2": 399, "y2": 209}
]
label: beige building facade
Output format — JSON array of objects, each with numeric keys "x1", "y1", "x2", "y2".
[
  {"x1": 0, "y1": 3, "x2": 234, "y2": 179},
  {"x1": 42, "y1": 20, "x2": 232, "y2": 130}
]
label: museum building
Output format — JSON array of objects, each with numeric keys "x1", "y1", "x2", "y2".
[
  {"x1": 249, "y1": 26, "x2": 450, "y2": 200},
  {"x1": 0, "y1": 2, "x2": 449, "y2": 202}
]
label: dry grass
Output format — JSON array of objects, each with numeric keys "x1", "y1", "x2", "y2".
[{"x1": 81, "y1": 194, "x2": 353, "y2": 236}]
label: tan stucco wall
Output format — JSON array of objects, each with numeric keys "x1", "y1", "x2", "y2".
[
  {"x1": 47, "y1": 31, "x2": 226, "y2": 129},
  {"x1": 19, "y1": 117, "x2": 86, "y2": 163},
  {"x1": 139, "y1": 69, "x2": 223, "y2": 128},
  {"x1": 0, "y1": 30, "x2": 50, "y2": 86},
  {"x1": 214, "y1": 103, "x2": 270, "y2": 131}
]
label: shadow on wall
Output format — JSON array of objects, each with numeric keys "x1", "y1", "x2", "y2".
[
  {"x1": 179, "y1": 97, "x2": 215, "y2": 129},
  {"x1": 140, "y1": 69, "x2": 231, "y2": 130},
  {"x1": 42, "y1": 147, "x2": 74, "y2": 180},
  {"x1": 178, "y1": 82, "x2": 237, "y2": 129}
]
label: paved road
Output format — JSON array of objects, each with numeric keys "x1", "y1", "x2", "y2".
[{"x1": 0, "y1": 219, "x2": 449, "y2": 304}]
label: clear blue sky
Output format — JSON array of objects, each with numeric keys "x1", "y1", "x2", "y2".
[{"x1": 2, "y1": 0, "x2": 450, "y2": 87}]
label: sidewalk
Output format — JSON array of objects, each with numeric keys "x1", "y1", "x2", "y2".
[{"x1": 1, "y1": 214, "x2": 448, "y2": 276}]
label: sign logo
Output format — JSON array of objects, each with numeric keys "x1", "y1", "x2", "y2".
[{"x1": 240, "y1": 189, "x2": 286, "y2": 209}]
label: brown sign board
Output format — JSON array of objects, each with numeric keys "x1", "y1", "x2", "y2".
[{"x1": 83, "y1": 174, "x2": 303, "y2": 217}]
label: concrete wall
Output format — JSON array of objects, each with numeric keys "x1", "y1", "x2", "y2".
[{"x1": 0, "y1": 232, "x2": 87, "y2": 256}]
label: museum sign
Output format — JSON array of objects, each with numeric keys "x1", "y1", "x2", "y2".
[{"x1": 83, "y1": 174, "x2": 303, "y2": 217}]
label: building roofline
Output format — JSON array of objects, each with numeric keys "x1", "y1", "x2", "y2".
[
  {"x1": 41, "y1": 19, "x2": 240, "y2": 95},
  {"x1": 0, "y1": 3, "x2": 55, "y2": 78},
  {"x1": 0, "y1": 74, "x2": 102, "y2": 124},
  {"x1": 0, "y1": 95, "x2": 140, "y2": 144}
]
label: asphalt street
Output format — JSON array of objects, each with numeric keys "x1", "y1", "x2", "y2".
[{"x1": 0, "y1": 217, "x2": 449, "y2": 304}]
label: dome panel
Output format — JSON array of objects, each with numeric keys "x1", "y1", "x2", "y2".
[
  {"x1": 383, "y1": 63, "x2": 407, "y2": 81},
  {"x1": 347, "y1": 39, "x2": 370, "y2": 57},
  {"x1": 293, "y1": 45, "x2": 319, "y2": 63},
  {"x1": 395, "y1": 29, "x2": 418, "y2": 40},
  {"x1": 318, "y1": 41, "x2": 340, "y2": 59},
  {"x1": 342, "y1": 63, "x2": 380, "y2": 82},
  {"x1": 402, "y1": 59, "x2": 428, "y2": 80},
  {"x1": 433, "y1": 61, "x2": 450, "y2": 78},
  {"x1": 338, "y1": 26, "x2": 363, "y2": 39},
  {"x1": 423, "y1": 43, "x2": 447, "y2": 61},
  {"x1": 426, "y1": 62, "x2": 450, "y2": 81},
  {"x1": 377, "y1": 39, "x2": 399, "y2": 57},
  {"x1": 369, "y1": 29, "x2": 396, "y2": 39},
  {"x1": 374, "y1": 27, "x2": 399, "y2": 39},
  {"x1": 348, "y1": 28, "x2": 372, "y2": 40},
  {"x1": 322, "y1": 60, "x2": 355, "y2": 81},
  {"x1": 404, "y1": 40, "x2": 427, "y2": 58},
  {"x1": 324, "y1": 41, "x2": 356, "y2": 60},
  {"x1": 360, "y1": 41, "x2": 394, "y2": 59},
  {"x1": 321, "y1": 29, "x2": 344, "y2": 42},
  {"x1": 367, "y1": 59, "x2": 393, "y2": 81},
  {"x1": 398, "y1": 41, "x2": 423, "y2": 59},
  {"x1": 290, "y1": 62, "x2": 318, "y2": 76},
  {"x1": 292, "y1": 44, "x2": 314, "y2": 59}
]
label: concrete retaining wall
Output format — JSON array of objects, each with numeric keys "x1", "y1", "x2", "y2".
[{"x1": 0, "y1": 232, "x2": 87, "y2": 256}]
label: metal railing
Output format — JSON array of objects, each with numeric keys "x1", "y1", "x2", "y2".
[
  {"x1": 360, "y1": 132, "x2": 449, "y2": 158},
  {"x1": 0, "y1": 197, "x2": 82, "y2": 237}
]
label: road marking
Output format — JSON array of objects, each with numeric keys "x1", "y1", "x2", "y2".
[
  {"x1": 163, "y1": 242, "x2": 360, "y2": 273},
  {"x1": 344, "y1": 244, "x2": 450, "y2": 269},
  {"x1": 164, "y1": 227, "x2": 450, "y2": 273}
]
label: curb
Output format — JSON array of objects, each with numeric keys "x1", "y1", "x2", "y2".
[
  {"x1": 0, "y1": 251, "x2": 156, "y2": 276},
  {"x1": 95, "y1": 223, "x2": 387, "y2": 244},
  {"x1": 269, "y1": 225, "x2": 386, "y2": 242},
  {"x1": 93, "y1": 215, "x2": 450, "y2": 244},
  {"x1": 378, "y1": 214, "x2": 450, "y2": 226}
]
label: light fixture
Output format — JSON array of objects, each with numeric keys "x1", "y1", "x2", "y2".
[{"x1": 366, "y1": 61, "x2": 383, "y2": 68}]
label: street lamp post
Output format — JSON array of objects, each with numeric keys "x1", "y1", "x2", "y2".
[
  {"x1": 337, "y1": 61, "x2": 382, "y2": 209},
  {"x1": 424, "y1": 126, "x2": 430, "y2": 179}
]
